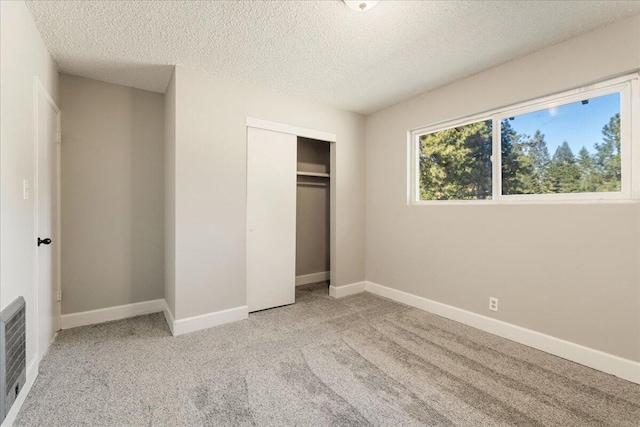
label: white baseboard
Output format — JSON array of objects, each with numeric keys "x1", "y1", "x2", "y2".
[
  {"x1": 1, "y1": 357, "x2": 38, "y2": 427},
  {"x1": 329, "y1": 281, "x2": 367, "y2": 298},
  {"x1": 296, "y1": 271, "x2": 330, "y2": 286},
  {"x1": 60, "y1": 298, "x2": 248, "y2": 337},
  {"x1": 60, "y1": 299, "x2": 165, "y2": 329},
  {"x1": 364, "y1": 281, "x2": 640, "y2": 385},
  {"x1": 172, "y1": 305, "x2": 248, "y2": 336},
  {"x1": 162, "y1": 301, "x2": 176, "y2": 335}
]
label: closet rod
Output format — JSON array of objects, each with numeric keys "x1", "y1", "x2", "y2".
[
  {"x1": 297, "y1": 182, "x2": 328, "y2": 187},
  {"x1": 297, "y1": 171, "x2": 330, "y2": 178}
]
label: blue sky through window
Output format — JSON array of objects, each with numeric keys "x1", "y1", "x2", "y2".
[{"x1": 507, "y1": 92, "x2": 620, "y2": 156}]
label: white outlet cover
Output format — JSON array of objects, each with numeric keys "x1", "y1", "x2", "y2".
[{"x1": 489, "y1": 297, "x2": 498, "y2": 312}]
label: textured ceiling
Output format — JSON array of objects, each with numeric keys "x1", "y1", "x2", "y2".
[{"x1": 26, "y1": 1, "x2": 640, "y2": 115}]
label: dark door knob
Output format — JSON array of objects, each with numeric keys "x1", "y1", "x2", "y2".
[{"x1": 38, "y1": 237, "x2": 52, "y2": 247}]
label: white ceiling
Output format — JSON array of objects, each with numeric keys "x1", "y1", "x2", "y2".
[{"x1": 26, "y1": 1, "x2": 640, "y2": 115}]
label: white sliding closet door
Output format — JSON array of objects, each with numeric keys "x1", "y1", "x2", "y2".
[{"x1": 247, "y1": 127, "x2": 297, "y2": 312}]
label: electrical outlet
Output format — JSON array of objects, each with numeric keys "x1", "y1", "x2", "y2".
[{"x1": 489, "y1": 297, "x2": 498, "y2": 312}]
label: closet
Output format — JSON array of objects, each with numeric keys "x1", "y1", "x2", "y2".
[
  {"x1": 246, "y1": 125, "x2": 331, "y2": 313},
  {"x1": 296, "y1": 137, "x2": 330, "y2": 286}
]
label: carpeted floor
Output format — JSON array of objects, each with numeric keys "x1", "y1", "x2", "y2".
[{"x1": 16, "y1": 281, "x2": 640, "y2": 426}]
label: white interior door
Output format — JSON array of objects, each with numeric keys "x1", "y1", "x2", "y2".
[
  {"x1": 247, "y1": 127, "x2": 296, "y2": 312},
  {"x1": 36, "y1": 82, "x2": 60, "y2": 360}
]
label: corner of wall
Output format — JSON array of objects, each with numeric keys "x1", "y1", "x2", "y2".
[{"x1": 164, "y1": 67, "x2": 177, "y2": 318}]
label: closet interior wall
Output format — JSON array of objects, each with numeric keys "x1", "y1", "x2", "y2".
[{"x1": 296, "y1": 137, "x2": 330, "y2": 285}]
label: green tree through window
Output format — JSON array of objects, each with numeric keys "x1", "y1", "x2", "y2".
[
  {"x1": 419, "y1": 120, "x2": 492, "y2": 200},
  {"x1": 418, "y1": 114, "x2": 621, "y2": 200}
]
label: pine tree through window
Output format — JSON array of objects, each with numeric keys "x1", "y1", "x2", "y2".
[
  {"x1": 418, "y1": 120, "x2": 492, "y2": 200},
  {"x1": 501, "y1": 93, "x2": 621, "y2": 195}
]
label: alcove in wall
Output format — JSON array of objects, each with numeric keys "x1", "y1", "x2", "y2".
[{"x1": 296, "y1": 137, "x2": 331, "y2": 286}]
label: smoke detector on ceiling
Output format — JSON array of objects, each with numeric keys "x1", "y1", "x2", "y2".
[{"x1": 343, "y1": 1, "x2": 380, "y2": 12}]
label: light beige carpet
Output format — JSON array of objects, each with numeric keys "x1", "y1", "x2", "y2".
[{"x1": 16, "y1": 282, "x2": 640, "y2": 426}]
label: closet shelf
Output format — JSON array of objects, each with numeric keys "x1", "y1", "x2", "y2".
[{"x1": 297, "y1": 171, "x2": 330, "y2": 178}]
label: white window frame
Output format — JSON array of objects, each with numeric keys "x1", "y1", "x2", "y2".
[{"x1": 409, "y1": 73, "x2": 640, "y2": 205}]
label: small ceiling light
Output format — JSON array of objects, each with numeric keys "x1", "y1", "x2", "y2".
[{"x1": 343, "y1": 1, "x2": 380, "y2": 12}]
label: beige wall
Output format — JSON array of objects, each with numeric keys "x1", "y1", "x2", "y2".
[
  {"x1": 171, "y1": 65, "x2": 365, "y2": 320},
  {"x1": 164, "y1": 70, "x2": 176, "y2": 316},
  {"x1": 296, "y1": 138, "x2": 330, "y2": 277},
  {"x1": 297, "y1": 137, "x2": 330, "y2": 174},
  {"x1": 60, "y1": 75, "x2": 164, "y2": 314},
  {"x1": 296, "y1": 186, "x2": 330, "y2": 276},
  {"x1": 0, "y1": 0, "x2": 59, "y2": 370},
  {"x1": 365, "y1": 14, "x2": 640, "y2": 362}
]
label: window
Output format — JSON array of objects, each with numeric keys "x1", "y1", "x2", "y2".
[{"x1": 410, "y1": 74, "x2": 638, "y2": 203}]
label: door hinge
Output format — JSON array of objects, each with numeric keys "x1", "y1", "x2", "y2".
[
  {"x1": 57, "y1": 290, "x2": 62, "y2": 302},
  {"x1": 56, "y1": 132, "x2": 62, "y2": 143}
]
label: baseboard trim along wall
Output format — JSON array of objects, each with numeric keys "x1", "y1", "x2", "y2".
[
  {"x1": 162, "y1": 302, "x2": 176, "y2": 335},
  {"x1": 329, "y1": 281, "x2": 367, "y2": 298},
  {"x1": 170, "y1": 306, "x2": 249, "y2": 336},
  {"x1": 60, "y1": 299, "x2": 165, "y2": 329},
  {"x1": 295, "y1": 271, "x2": 330, "y2": 286},
  {"x1": 60, "y1": 298, "x2": 250, "y2": 337},
  {"x1": 1, "y1": 358, "x2": 38, "y2": 427},
  {"x1": 331, "y1": 280, "x2": 640, "y2": 385}
]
